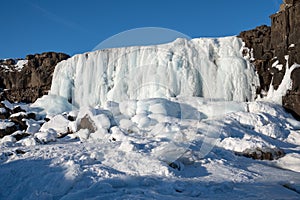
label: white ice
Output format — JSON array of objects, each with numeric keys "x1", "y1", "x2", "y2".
[{"x1": 48, "y1": 36, "x2": 259, "y2": 109}]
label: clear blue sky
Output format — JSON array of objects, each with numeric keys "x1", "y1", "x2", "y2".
[{"x1": 0, "y1": 0, "x2": 282, "y2": 59}]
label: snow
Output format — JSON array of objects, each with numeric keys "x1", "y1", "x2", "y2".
[
  {"x1": 35, "y1": 129, "x2": 57, "y2": 144},
  {"x1": 31, "y1": 95, "x2": 73, "y2": 116},
  {"x1": 265, "y1": 63, "x2": 300, "y2": 104},
  {"x1": 17, "y1": 136, "x2": 37, "y2": 146},
  {"x1": 0, "y1": 121, "x2": 15, "y2": 129},
  {"x1": 0, "y1": 108, "x2": 7, "y2": 114},
  {"x1": 276, "y1": 153, "x2": 300, "y2": 172},
  {"x1": 272, "y1": 60, "x2": 283, "y2": 71},
  {"x1": 14, "y1": 59, "x2": 27, "y2": 71},
  {"x1": 75, "y1": 106, "x2": 113, "y2": 133},
  {"x1": 0, "y1": 59, "x2": 27, "y2": 72},
  {"x1": 40, "y1": 114, "x2": 70, "y2": 136},
  {"x1": 0, "y1": 135, "x2": 16, "y2": 144},
  {"x1": 1, "y1": 98, "x2": 300, "y2": 199},
  {"x1": 1, "y1": 37, "x2": 300, "y2": 199},
  {"x1": 76, "y1": 128, "x2": 90, "y2": 141},
  {"x1": 10, "y1": 112, "x2": 27, "y2": 118},
  {"x1": 25, "y1": 119, "x2": 42, "y2": 134},
  {"x1": 1, "y1": 100, "x2": 14, "y2": 110}
]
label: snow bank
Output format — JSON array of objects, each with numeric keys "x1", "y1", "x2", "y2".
[
  {"x1": 40, "y1": 115, "x2": 70, "y2": 136},
  {"x1": 31, "y1": 95, "x2": 73, "y2": 116},
  {"x1": 276, "y1": 153, "x2": 300, "y2": 172}
]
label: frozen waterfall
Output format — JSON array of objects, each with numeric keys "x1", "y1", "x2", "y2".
[{"x1": 49, "y1": 36, "x2": 259, "y2": 108}]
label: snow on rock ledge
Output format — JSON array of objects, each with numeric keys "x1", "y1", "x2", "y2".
[{"x1": 48, "y1": 36, "x2": 259, "y2": 108}]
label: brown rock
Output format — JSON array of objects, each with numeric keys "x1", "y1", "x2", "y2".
[
  {"x1": 13, "y1": 132, "x2": 30, "y2": 141},
  {"x1": 10, "y1": 113, "x2": 28, "y2": 131},
  {"x1": 0, "y1": 122, "x2": 17, "y2": 138},
  {"x1": 78, "y1": 115, "x2": 97, "y2": 133},
  {"x1": 0, "y1": 52, "x2": 70, "y2": 103},
  {"x1": 239, "y1": 2, "x2": 300, "y2": 119},
  {"x1": 238, "y1": 147, "x2": 285, "y2": 160},
  {"x1": 12, "y1": 106, "x2": 25, "y2": 114},
  {"x1": 0, "y1": 103, "x2": 10, "y2": 119}
]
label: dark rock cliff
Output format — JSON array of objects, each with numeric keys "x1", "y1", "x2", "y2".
[
  {"x1": 0, "y1": 52, "x2": 70, "y2": 103},
  {"x1": 239, "y1": 0, "x2": 300, "y2": 120}
]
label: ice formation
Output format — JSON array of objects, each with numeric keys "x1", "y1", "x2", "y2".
[
  {"x1": 2, "y1": 37, "x2": 300, "y2": 199},
  {"x1": 49, "y1": 36, "x2": 259, "y2": 108}
]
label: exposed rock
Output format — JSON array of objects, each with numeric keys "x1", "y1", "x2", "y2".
[
  {"x1": 0, "y1": 103, "x2": 10, "y2": 119},
  {"x1": 15, "y1": 149, "x2": 26, "y2": 154},
  {"x1": 283, "y1": 68, "x2": 300, "y2": 120},
  {"x1": 78, "y1": 115, "x2": 97, "y2": 133},
  {"x1": 0, "y1": 52, "x2": 70, "y2": 103},
  {"x1": 67, "y1": 115, "x2": 76, "y2": 122},
  {"x1": 0, "y1": 122, "x2": 17, "y2": 138},
  {"x1": 27, "y1": 112, "x2": 36, "y2": 120},
  {"x1": 10, "y1": 113, "x2": 28, "y2": 130},
  {"x1": 237, "y1": 147, "x2": 285, "y2": 160},
  {"x1": 239, "y1": 25, "x2": 273, "y2": 93},
  {"x1": 12, "y1": 132, "x2": 30, "y2": 141},
  {"x1": 2, "y1": 59, "x2": 16, "y2": 65},
  {"x1": 12, "y1": 106, "x2": 25, "y2": 114},
  {"x1": 239, "y1": 0, "x2": 300, "y2": 119}
]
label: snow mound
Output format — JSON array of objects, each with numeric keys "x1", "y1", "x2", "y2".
[{"x1": 31, "y1": 95, "x2": 73, "y2": 116}]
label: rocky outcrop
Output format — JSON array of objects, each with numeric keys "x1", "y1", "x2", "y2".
[
  {"x1": 239, "y1": 0, "x2": 300, "y2": 120},
  {"x1": 0, "y1": 52, "x2": 70, "y2": 103},
  {"x1": 239, "y1": 25, "x2": 273, "y2": 93}
]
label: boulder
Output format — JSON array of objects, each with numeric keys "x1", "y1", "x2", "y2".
[
  {"x1": 9, "y1": 113, "x2": 28, "y2": 130},
  {"x1": 0, "y1": 122, "x2": 17, "y2": 138},
  {"x1": 12, "y1": 131, "x2": 30, "y2": 141},
  {"x1": 77, "y1": 115, "x2": 97, "y2": 133}
]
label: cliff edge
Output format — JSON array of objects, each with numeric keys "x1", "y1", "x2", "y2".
[{"x1": 239, "y1": 0, "x2": 300, "y2": 119}]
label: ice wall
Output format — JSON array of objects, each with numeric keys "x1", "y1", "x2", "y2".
[{"x1": 50, "y1": 36, "x2": 259, "y2": 108}]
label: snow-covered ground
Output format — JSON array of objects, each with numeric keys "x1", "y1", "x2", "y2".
[
  {"x1": 1, "y1": 36, "x2": 300, "y2": 199},
  {"x1": 1, "y1": 98, "x2": 300, "y2": 199}
]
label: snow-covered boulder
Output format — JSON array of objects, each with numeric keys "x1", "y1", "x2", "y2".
[
  {"x1": 76, "y1": 107, "x2": 114, "y2": 133},
  {"x1": 35, "y1": 129, "x2": 57, "y2": 144},
  {"x1": 40, "y1": 114, "x2": 70, "y2": 137}
]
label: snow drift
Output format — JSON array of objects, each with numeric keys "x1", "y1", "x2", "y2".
[{"x1": 49, "y1": 36, "x2": 259, "y2": 108}]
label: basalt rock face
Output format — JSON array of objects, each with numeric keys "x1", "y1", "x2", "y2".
[
  {"x1": 239, "y1": 0, "x2": 300, "y2": 120},
  {"x1": 0, "y1": 52, "x2": 70, "y2": 103}
]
